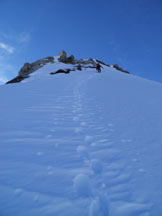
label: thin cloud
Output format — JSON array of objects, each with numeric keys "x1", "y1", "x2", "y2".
[
  {"x1": 0, "y1": 31, "x2": 31, "y2": 83},
  {"x1": 0, "y1": 42, "x2": 15, "y2": 54},
  {"x1": 0, "y1": 31, "x2": 31, "y2": 44}
]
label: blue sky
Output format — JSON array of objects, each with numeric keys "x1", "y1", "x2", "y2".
[{"x1": 0, "y1": 0, "x2": 162, "y2": 84}]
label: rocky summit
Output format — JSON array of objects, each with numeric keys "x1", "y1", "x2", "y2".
[{"x1": 6, "y1": 51, "x2": 130, "y2": 84}]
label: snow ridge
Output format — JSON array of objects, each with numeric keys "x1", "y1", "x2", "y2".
[{"x1": 0, "y1": 60, "x2": 162, "y2": 216}]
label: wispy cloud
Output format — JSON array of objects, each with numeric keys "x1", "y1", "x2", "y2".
[
  {"x1": 0, "y1": 31, "x2": 31, "y2": 53},
  {"x1": 0, "y1": 40, "x2": 16, "y2": 84},
  {"x1": 0, "y1": 42, "x2": 15, "y2": 54},
  {"x1": 0, "y1": 31, "x2": 31, "y2": 84}
]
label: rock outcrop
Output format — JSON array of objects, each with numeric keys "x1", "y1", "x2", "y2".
[
  {"x1": 18, "y1": 63, "x2": 32, "y2": 76},
  {"x1": 6, "y1": 75, "x2": 29, "y2": 84},
  {"x1": 66, "y1": 55, "x2": 75, "y2": 64},
  {"x1": 111, "y1": 64, "x2": 130, "y2": 74},
  {"x1": 50, "y1": 68, "x2": 74, "y2": 75},
  {"x1": 7, "y1": 56, "x2": 55, "y2": 84},
  {"x1": 58, "y1": 51, "x2": 67, "y2": 63},
  {"x1": 75, "y1": 58, "x2": 96, "y2": 67},
  {"x1": 96, "y1": 59, "x2": 110, "y2": 67},
  {"x1": 6, "y1": 51, "x2": 130, "y2": 85},
  {"x1": 18, "y1": 56, "x2": 54, "y2": 77},
  {"x1": 58, "y1": 51, "x2": 75, "y2": 64}
]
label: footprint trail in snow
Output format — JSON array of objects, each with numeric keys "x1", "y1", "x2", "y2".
[{"x1": 0, "y1": 70, "x2": 160, "y2": 216}]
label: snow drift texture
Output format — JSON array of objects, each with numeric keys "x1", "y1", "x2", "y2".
[{"x1": 0, "y1": 59, "x2": 162, "y2": 216}]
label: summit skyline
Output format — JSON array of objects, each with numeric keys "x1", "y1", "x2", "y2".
[{"x1": 0, "y1": 0, "x2": 162, "y2": 84}]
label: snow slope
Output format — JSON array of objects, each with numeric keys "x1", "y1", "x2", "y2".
[{"x1": 0, "y1": 61, "x2": 162, "y2": 216}]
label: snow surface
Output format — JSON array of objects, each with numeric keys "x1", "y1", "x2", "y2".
[{"x1": 0, "y1": 61, "x2": 162, "y2": 216}]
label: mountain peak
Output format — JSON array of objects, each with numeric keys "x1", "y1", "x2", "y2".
[{"x1": 6, "y1": 51, "x2": 130, "y2": 84}]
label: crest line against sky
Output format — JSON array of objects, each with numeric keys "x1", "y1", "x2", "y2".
[{"x1": 0, "y1": 0, "x2": 162, "y2": 84}]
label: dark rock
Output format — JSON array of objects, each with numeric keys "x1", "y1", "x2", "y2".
[
  {"x1": 18, "y1": 62, "x2": 32, "y2": 76},
  {"x1": 50, "y1": 69, "x2": 72, "y2": 75},
  {"x1": 46, "y1": 56, "x2": 54, "y2": 62},
  {"x1": 111, "y1": 64, "x2": 130, "y2": 74},
  {"x1": 18, "y1": 56, "x2": 55, "y2": 77},
  {"x1": 58, "y1": 51, "x2": 67, "y2": 62},
  {"x1": 6, "y1": 75, "x2": 29, "y2": 84},
  {"x1": 66, "y1": 69, "x2": 71, "y2": 73},
  {"x1": 58, "y1": 51, "x2": 75, "y2": 64},
  {"x1": 66, "y1": 55, "x2": 75, "y2": 64},
  {"x1": 96, "y1": 59, "x2": 110, "y2": 67},
  {"x1": 75, "y1": 58, "x2": 95, "y2": 66}
]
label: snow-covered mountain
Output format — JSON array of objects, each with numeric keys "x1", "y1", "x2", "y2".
[{"x1": 0, "y1": 53, "x2": 162, "y2": 216}]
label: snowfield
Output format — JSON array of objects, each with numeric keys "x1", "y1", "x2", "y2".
[{"x1": 0, "y1": 61, "x2": 162, "y2": 216}]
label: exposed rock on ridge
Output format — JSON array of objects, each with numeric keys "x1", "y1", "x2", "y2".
[
  {"x1": 58, "y1": 51, "x2": 75, "y2": 64},
  {"x1": 18, "y1": 56, "x2": 54, "y2": 77},
  {"x1": 111, "y1": 64, "x2": 130, "y2": 74},
  {"x1": 6, "y1": 51, "x2": 130, "y2": 84}
]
